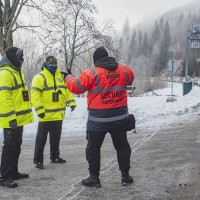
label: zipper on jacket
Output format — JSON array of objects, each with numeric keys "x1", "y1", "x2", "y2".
[{"x1": 53, "y1": 74, "x2": 57, "y2": 91}]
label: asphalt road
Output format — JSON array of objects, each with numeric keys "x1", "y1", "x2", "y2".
[{"x1": 1, "y1": 112, "x2": 200, "y2": 200}]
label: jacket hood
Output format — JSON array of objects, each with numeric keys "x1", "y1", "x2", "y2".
[
  {"x1": 0, "y1": 55, "x2": 16, "y2": 69},
  {"x1": 94, "y1": 56, "x2": 118, "y2": 71},
  {"x1": 6, "y1": 47, "x2": 23, "y2": 69}
]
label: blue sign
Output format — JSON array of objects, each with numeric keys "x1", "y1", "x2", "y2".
[{"x1": 168, "y1": 59, "x2": 177, "y2": 72}]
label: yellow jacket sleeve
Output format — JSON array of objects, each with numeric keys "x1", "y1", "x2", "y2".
[
  {"x1": 65, "y1": 88, "x2": 77, "y2": 107},
  {"x1": 31, "y1": 74, "x2": 45, "y2": 115},
  {"x1": 0, "y1": 70, "x2": 16, "y2": 122}
]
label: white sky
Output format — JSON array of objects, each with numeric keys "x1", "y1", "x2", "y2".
[
  {"x1": 93, "y1": 0, "x2": 198, "y2": 31},
  {"x1": 1, "y1": 82, "x2": 199, "y2": 140}
]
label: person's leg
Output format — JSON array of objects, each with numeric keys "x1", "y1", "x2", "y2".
[
  {"x1": 0, "y1": 128, "x2": 18, "y2": 188},
  {"x1": 49, "y1": 120, "x2": 66, "y2": 163},
  {"x1": 81, "y1": 130, "x2": 106, "y2": 187},
  {"x1": 110, "y1": 129, "x2": 133, "y2": 186},
  {"x1": 9, "y1": 126, "x2": 28, "y2": 179},
  {"x1": 10, "y1": 126, "x2": 23, "y2": 176},
  {"x1": 86, "y1": 130, "x2": 106, "y2": 176},
  {"x1": 1, "y1": 128, "x2": 18, "y2": 178},
  {"x1": 33, "y1": 122, "x2": 49, "y2": 168}
]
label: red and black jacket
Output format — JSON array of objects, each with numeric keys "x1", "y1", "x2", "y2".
[{"x1": 66, "y1": 56, "x2": 134, "y2": 131}]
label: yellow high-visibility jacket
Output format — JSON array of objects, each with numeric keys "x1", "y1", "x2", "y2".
[
  {"x1": 31, "y1": 67, "x2": 76, "y2": 122},
  {"x1": 0, "y1": 66, "x2": 34, "y2": 128}
]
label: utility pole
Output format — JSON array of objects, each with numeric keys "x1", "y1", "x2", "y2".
[
  {"x1": 184, "y1": 30, "x2": 190, "y2": 82},
  {"x1": 183, "y1": 24, "x2": 200, "y2": 95}
]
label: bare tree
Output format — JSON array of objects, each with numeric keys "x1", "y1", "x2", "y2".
[
  {"x1": 0, "y1": 0, "x2": 46, "y2": 56},
  {"x1": 14, "y1": 31, "x2": 45, "y2": 87},
  {"x1": 40, "y1": 0, "x2": 119, "y2": 71}
]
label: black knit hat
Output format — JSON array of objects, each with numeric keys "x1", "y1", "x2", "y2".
[
  {"x1": 93, "y1": 47, "x2": 108, "y2": 64},
  {"x1": 6, "y1": 47, "x2": 23, "y2": 68},
  {"x1": 46, "y1": 56, "x2": 57, "y2": 65}
]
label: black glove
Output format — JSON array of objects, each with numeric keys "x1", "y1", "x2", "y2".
[
  {"x1": 38, "y1": 113, "x2": 45, "y2": 118},
  {"x1": 70, "y1": 106, "x2": 76, "y2": 111},
  {"x1": 67, "y1": 69, "x2": 72, "y2": 75},
  {"x1": 9, "y1": 119, "x2": 18, "y2": 129},
  {"x1": 61, "y1": 71, "x2": 69, "y2": 80}
]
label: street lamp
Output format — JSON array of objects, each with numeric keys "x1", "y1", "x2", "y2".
[{"x1": 183, "y1": 24, "x2": 200, "y2": 95}]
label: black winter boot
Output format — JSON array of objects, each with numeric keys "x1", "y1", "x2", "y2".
[
  {"x1": 0, "y1": 178, "x2": 18, "y2": 188},
  {"x1": 35, "y1": 162, "x2": 44, "y2": 169},
  {"x1": 121, "y1": 171, "x2": 133, "y2": 186},
  {"x1": 50, "y1": 157, "x2": 66, "y2": 164},
  {"x1": 11, "y1": 172, "x2": 29, "y2": 180},
  {"x1": 81, "y1": 175, "x2": 101, "y2": 188}
]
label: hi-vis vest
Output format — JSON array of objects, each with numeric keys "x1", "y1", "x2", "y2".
[
  {"x1": 0, "y1": 66, "x2": 34, "y2": 128},
  {"x1": 66, "y1": 64, "x2": 134, "y2": 109},
  {"x1": 31, "y1": 67, "x2": 76, "y2": 122}
]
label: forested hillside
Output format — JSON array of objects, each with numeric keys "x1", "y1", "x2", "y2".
[
  {"x1": 1, "y1": 0, "x2": 199, "y2": 95},
  {"x1": 118, "y1": 0, "x2": 200, "y2": 94}
]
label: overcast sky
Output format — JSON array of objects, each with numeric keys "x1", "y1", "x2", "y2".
[{"x1": 93, "y1": 0, "x2": 198, "y2": 31}]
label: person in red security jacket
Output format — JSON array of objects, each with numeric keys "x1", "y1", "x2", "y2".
[{"x1": 64, "y1": 47, "x2": 134, "y2": 187}]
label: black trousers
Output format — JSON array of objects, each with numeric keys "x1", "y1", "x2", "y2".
[
  {"x1": 86, "y1": 129, "x2": 131, "y2": 176},
  {"x1": 0, "y1": 126, "x2": 23, "y2": 179},
  {"x1": 33, "y1": 120, "x2": 63, "y2": 163}
]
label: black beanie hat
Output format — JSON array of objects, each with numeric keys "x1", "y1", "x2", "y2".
[
  {"x1": 46, "y1": 56, "x2": 57, "y2": 65},
  {"x1": 93, "y1": 47, "x2": 108, "y2": 64},
  {"x1": 6, "y1": 47, "x2": 23, "y2": 68}
]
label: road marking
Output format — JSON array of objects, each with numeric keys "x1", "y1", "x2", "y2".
[{"x1": 58, "y1": 130, "x2": 157, "y2": 200}]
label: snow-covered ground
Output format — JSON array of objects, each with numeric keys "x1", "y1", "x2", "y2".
[{"x1": 1, "y1": 82, "x2": 200, "y2": 140}]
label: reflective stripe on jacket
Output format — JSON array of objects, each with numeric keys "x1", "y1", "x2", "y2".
[
  {"x1": 66, "y1": 64, "x2": 134, "y2": 110},
  {"x1": 31, "y1": 67, "x2": 76, "y2": 122},
  {"x1": 0, "y1": 66, "x2": 34, "y2": 128},
  {"x1": 66, "y1": 63, "x2": 134, "y2": 130}
]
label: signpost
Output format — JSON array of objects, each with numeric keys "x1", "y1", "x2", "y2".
[
  {"x1": 166, "y1": 53, "x2": 177, "y2": 102},
  {"x1": 190, "y1": 24, "x2": 200, "y2": 49},
  {"x1": 183, "y1": 23, "x2": 200, "y2": 96},
  {"x1": 168, "y1": 58, "x2": 177, "y2": 96}
]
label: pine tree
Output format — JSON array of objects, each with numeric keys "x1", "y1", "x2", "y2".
[
  {"x1": 150, "y1": 21, "x2": 160, "y2": 52},
  {"x1": 122, "y1": 18, "x2": 130, "y2": 41},
  {"x1": 156, "y1": 20, "x2": 171, "y2": 73},
  {"x1": 128, "y1": 31, "x2": 136, "y2": 62},
  {"x1": 141, "y1": 31, "x2": 149, "y2": 56},
  {"x1": 137, "y1": 31, "x2": 143, "y2": 56}
]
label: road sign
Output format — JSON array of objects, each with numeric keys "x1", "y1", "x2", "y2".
[
  {"x1": 190, "y1": 24, "x2": 200, "y2": 49},
  {"x1": 190, "y1": 40, "x2": 200, "y2": 48},
  {"x1": 168, "y1": 59, "x2": 177, "y2": 72},
  {"x1": 190, "y1": 35, "x2": 200, "y2": 40}
]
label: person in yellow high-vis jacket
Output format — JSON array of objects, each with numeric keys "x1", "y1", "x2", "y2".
[
  {"x1": 0, "y1": 47, "x2": 34, "y2": 188},
  {"x1": 31, "y1": 56, "x2": 76, "y2": 169}
]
